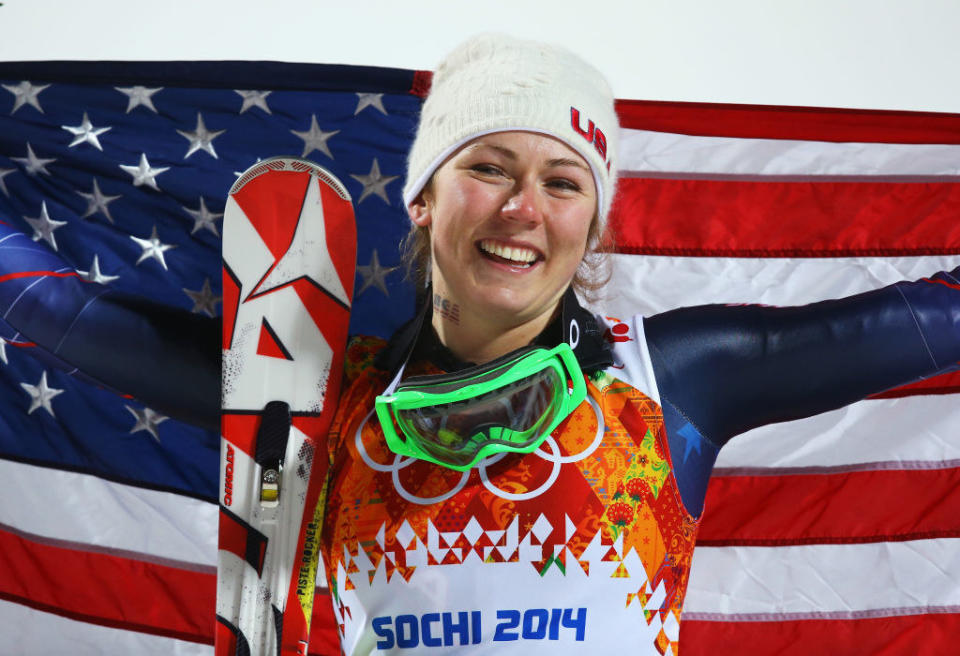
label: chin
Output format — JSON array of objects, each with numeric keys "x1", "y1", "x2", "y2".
[{"x1": 475, "y1": 286, "x2": 557, "y2": 323}]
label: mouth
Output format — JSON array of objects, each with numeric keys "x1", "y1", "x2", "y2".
[{"x1": 477, "y1": 239, "x2": 543, "y2": 269}]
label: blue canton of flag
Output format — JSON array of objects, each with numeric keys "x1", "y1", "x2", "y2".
[{"x1": 0, "y1": 62, "x2": 422, "y2": 503}]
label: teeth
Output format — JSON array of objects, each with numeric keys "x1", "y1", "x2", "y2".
[{"x1": 479, "y1": 239, "x2": 538, "y2": 264}]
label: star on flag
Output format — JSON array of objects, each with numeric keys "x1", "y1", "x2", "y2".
[
  {"x1": 3, "y1": 80, "x2": 49, "y2": 114},
  {"x1": 119, "y1": 153, "x2": 169, "y2": 191},
  {"x1": 183, "y1": 197, "x2": 223, "y2": 236},
  {"x1": 182, "y1": 278, "x2": 221, "y2": 317},
  {"x1": 354, "y1": 93, "x2": 387, "y2": 115},
  {"x1": 130, "y1": 226, "x2": 176, "y2": 270},
  {"x1": 0, "y1": 168, "x2": 15, "y2": 196},
  {"x1": 350, "y1": 158, "x2": 399, "y2": 204},
  {"x1": 12, "y1": 143, "x2": 55, "y2": 176},
  {"x1": 76, "y1": 255, "x2": 120, "y2": 285},
  {"x1": 115, "y1": 85, "x2": 162, "y2": 113},
  {"x1": 356, "y1": 249, "x2": 399, "y2": 296},
  {"x1": 62, "y1": 112, "x2": 111, "y2": 150},
  {"x1": 291, "y1": 115, "x2": 339, "y2": 159},
  {"x1": 177, "y1": 113, "x2": 225, "y2": 159},
  {"x1": 24, "y1": 201, "x2": 68, "y2": 251},
  {"x1": 76, "y1": 179, "x2": 122, "y2": 222},
  {"x1": 235, "y1": 89, "x2": 272, "y2": 114},
  {"x1": 125, "y1": 405, "x2": 168, "y2": 442},
  {"x1": 21, "y1": 371, "x2": 64, "y2": 417}
]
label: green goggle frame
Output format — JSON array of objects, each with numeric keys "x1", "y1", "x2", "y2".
[{"x1": 375, "y1": 343, "x2": 587, "y2": 471}]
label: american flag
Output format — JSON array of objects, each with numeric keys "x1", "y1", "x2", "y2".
[{"x1": 0, "y1": 61, "x2": 957, "y2": 655}]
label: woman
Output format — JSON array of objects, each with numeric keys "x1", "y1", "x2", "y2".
[{"x1": 318, "y1": 34, "x2": 959, "y2": 654}]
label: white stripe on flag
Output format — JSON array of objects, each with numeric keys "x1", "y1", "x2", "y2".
[
  {"x1": 619, "y1": 128, "x2": 960, "y2": 177},
  {"x1": 599, "y1": 254, "x2": 957, "y2": 317},
  {"x1": 0, "y1": 599, "x2": 213, "y2": 656},
  {"x1": 0, "y1": 459, "x2": 216, "y2": 568},
  {"x1": 716, "y1": 394, "x2": 960, "y2": 470},
  {"x1": 684, "y1": 539, "x2": 960, "y2": 618}
]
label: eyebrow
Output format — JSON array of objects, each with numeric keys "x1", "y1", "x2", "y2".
[
  {"x1": 464, "y1": 143, "x2": 590, "y2": 171},
  {"x1": 545, "y1": 157, "x2": 590, "y2": 171},
  {"x1": 465, "y1": 143, "x2": 516, "y2": 159}
]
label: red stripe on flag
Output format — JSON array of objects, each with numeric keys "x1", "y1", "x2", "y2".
[
  {"x1": 410, "y1": 74, "x2": 960, "y2": 143},
  {"x1": 610, "y1": 178, "x2": 960, "y2": 256},
  {"x1": 697, "y1": 466, "x2": 960, "y2": 546},
  {"x1": 923, "y1": 277, "x2": 960, "y2": 291},
  {"x1": 0, "y1": 527, "x2": 214, "y2": 644},
  {"x1": 870, "y1": 371, "x2": 960, "y2": 399},
  {"x1": 0, "y1": 270, "x2": 81, "y2": 283},
  {"x1": 681, "y1": 612, "x2": 960, "y2": 656},
  {"x1": 410, "y1": 70, "x2": 433, "y2": 98},
  {"x1": 615, "y1": 99, "x2": 960, "y2": 144}
]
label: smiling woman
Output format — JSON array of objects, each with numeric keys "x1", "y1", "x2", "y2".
[
  {"x1": 398, "y1": 34, "x2": 618, "y2": 365},
  {"x1": 315, "y1": 32, "x2": 960, "y2": 656}
]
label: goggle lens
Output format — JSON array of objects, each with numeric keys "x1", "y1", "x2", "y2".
[
  {"x1": 375, "y1": 343, "x2": 586, "y2": 471},
  {"x1": 394, "y1": 367, "x2": 564, "y2": 467}
]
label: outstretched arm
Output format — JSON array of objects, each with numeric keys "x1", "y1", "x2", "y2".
[
  {"x1": 647, "y1": 266, "x2": 959, "y2": 447},
  {"x1": 646, "y1": 267, "x2": 959, "y2": 515},
  {"x1": 0, "y1": 224, "x2": 220, "y2": 431}
]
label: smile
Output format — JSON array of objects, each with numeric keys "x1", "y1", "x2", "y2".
[{"x1": 477, "y1": 239, "x2": 542, "y2": 268}]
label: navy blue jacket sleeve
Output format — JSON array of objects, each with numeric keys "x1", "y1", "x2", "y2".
[
  {"x1": 0, "y1": 225, "x2": 221, "y2": 431},
  {"x1": 646, "y1": 267, "x2": 960, "y2": 515}
]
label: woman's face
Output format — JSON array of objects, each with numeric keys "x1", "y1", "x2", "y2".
[{"x1": 410, "y1": 131, "x2": 597, "y2": 329}]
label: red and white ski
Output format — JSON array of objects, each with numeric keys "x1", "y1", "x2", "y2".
[{"x1": 216, "y1": 157, "x2": 356, "y2": 656}]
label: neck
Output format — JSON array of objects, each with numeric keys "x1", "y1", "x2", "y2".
[{"x1": 430, "y1": 293, "x2": 559, "y2": 365}]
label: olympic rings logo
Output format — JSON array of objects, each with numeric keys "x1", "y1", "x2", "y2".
[{"x1": 354, "y1": 395, "x2": 605, "y2": 505}]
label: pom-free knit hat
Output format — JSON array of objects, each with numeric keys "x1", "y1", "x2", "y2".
[{"x1": 403, "y1": 33, "x2": 619, "y2": 233}]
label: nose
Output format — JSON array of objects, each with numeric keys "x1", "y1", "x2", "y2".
[{"x1": 500, "y1": 181, "x2": 543, "y2": 226}]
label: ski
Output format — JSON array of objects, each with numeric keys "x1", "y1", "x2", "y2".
[{"x1": 216, "y1": 157, "x2": 356, "y2": 656}]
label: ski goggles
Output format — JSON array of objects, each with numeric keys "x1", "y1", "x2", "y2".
[{"x1": 375, "y1": 343, "x2": 587, "y2": 471}]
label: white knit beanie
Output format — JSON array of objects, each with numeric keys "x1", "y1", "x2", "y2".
[{"x1": 403, "y1": 33, "x2": 619, "y2": 234}]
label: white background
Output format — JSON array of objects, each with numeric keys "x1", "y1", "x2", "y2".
[{"x1": 1, "y1": 0, "x2": 958, "y2": 112}]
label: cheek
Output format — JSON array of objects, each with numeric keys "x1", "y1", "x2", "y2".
[
  {"x1": 433, "y1": 185, "x2": 502, "y2": 243},
  {"x1": 453, "y1": 181, "x2": 501, "y2": 215},
  {"x1": 556, "y1": 207, "x2": 594, "y2": 256},
  {"x1": 431, "y1": 183, "x2": 470, "y2": 226}
]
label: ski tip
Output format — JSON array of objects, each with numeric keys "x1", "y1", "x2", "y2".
[{"x1": 230, "y1": 156, "x2": 352, "y2": 203}]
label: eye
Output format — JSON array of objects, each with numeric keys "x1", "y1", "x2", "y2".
[
  {"x1": 470, "y1": 163, "x2": 505, "y2": 176},
  {"x1": 546, "y1": 178, "x2": 581, "y2": 192}
]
